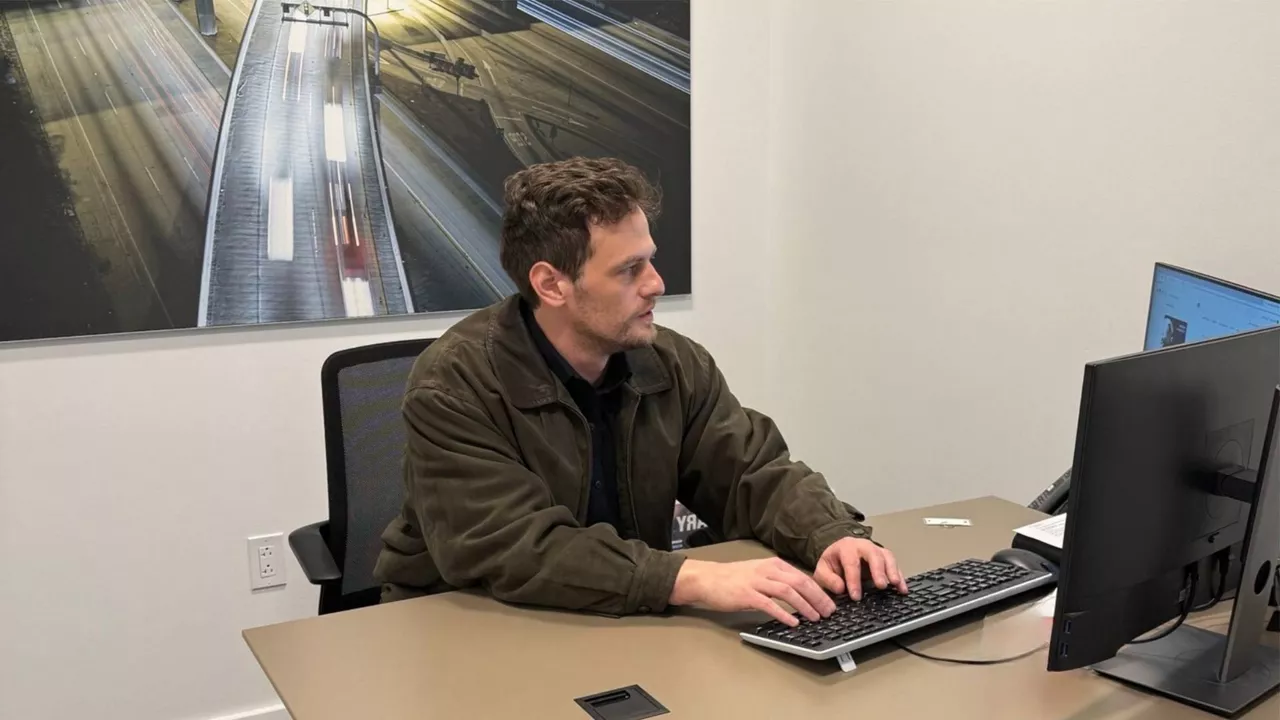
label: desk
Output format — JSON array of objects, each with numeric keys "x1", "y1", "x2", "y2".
[{"x1": 244, "y1": 496, "x2": 1279, "y2": 718}]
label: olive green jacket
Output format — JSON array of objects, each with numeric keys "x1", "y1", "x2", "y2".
[{"x1": 372, "y1": 296, "x2": 873, "y2": 615}]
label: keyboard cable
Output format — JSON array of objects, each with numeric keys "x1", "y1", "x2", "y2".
[{"x1": 891, "y1": 639, "x2": 1049, "y2": 665}]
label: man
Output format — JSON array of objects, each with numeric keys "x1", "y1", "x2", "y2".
[{"x1": 373, "y1": 157, "x2": 908, "y2": 628}]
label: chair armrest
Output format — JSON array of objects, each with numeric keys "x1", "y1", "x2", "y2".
[{"x1": 289, "y1": 521, "x2": 341, "y2": 584}]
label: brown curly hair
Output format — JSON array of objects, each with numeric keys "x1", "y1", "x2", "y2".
[{"x1": 500, "y1": 157, "x2": 661, "y2": 305}]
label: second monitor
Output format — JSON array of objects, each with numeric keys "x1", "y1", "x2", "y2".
[{"x1": 1146, "y1": 263, "x2": 1280, "y2": 351}]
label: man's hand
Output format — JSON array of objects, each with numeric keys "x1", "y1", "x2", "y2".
[
  {"x1": 669, "y1": 557, "x2": 837, "y2": 627},
  {"x1": 813, "y1": 537, "x2": 908, "y2": 601}
]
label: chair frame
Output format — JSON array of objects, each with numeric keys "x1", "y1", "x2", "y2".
[{"x1": 290, "y1": 338, "x2": 434, "y2": 615}]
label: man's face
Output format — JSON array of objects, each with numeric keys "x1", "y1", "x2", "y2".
[{"x1": 564, "y1": 209, "x2": 665, "y2": 353}]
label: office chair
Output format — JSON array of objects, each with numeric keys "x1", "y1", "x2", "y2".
[{"x1": 289, "y1": 338, "x2": 433, "y2": 615}]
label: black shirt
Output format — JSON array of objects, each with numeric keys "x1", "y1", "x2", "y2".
[{"x1": 521, "y1": 301, "x2": 632, "y2": 533}]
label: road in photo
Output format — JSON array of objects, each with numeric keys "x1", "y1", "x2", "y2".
[
  {"x1": 202, "y1": 0, "x2": 410, "y2": 325},
  {"x1": 3, "y1": 0, "x2": 224, "y2": 337},
  {"x1": 0, "y1": 11, "x2": 115, "y2": 341},
  {"x1": 195, "y1": 0, "x2": 512, "y2": 317}
]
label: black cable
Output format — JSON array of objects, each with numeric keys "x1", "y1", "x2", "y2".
[
  {"x1": 1191, "y1": 552, "x2": 1230, "y2": 613},
  {"x1": 891, "y1": 639, "x2": 1049, "y2": 665},
  {"x1": 1130, "y1": 566, "x2": 1199, "y2": 645}
]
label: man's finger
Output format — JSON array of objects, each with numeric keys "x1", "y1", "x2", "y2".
[
  {"x1": 778, "y1": 566, "x2": 836, "y2": 617},
  {"x1": 882, "y1": 548, "x2": 908, "y2": 594},
  {"x1": 813, "y1": 560, "x2": 845, "y2": 595},
  {"x1": 863, "y1": 547, "x2": 889, "y2": 590},
  {"x1": 761, "y1": 580, "x2": 820, "y2": 622},
  {"x1": 766, "y1": 557, "x2": 834, "y2": 615},
  {"x1": 753, "y1": 592, "x2": 799, "y2": 627},
  {"x1": 839, "y1": 549, "x2": 863, "y2": 601}
]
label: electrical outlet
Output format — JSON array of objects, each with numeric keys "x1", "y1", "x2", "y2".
[
  {"x1": 258, "y1": 543, "x2": 277, "y2": 578},
  {"x1": 247, "y1": 533, "x2": 287, "y2": 591}
]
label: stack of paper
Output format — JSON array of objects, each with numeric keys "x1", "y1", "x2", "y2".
[{"x1": 1012, "y1": 513, "x2": 1066, "y2": 563}]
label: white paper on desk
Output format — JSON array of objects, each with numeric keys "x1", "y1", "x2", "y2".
[{"x1": 1014, "y1": 513, "x2": 1067, "y2": 550}]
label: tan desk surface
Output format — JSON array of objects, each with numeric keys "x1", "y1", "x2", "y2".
[{"x1": 244, "y1": 496, "x2": 1279, "y2": 719}]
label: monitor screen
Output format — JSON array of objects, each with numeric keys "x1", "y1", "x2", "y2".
[{"x1": 1144, "y1": 264, "x2": 1280, "y2": 351}]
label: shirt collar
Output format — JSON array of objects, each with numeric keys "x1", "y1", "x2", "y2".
[{"x1": 519, "y1": 298, "x2": 632, "y2": 393}]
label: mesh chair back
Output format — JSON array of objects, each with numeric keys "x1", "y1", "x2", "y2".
[{"x1": 321, "y1": 339, "x2": 432, "y2": 611}]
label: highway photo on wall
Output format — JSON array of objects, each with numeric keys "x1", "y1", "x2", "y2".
[{"x1": 0, "y1": 0, "x2": 690, "y2": 342}]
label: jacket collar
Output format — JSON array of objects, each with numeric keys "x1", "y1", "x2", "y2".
[{"x1": 486, "y1": 295, "x2": 672, "y2": 409}]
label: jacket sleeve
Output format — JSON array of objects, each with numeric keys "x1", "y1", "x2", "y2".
[
  {"x1": 404, "y1": 385, "x2": 686, "y2": 616},
  {"x1": 674, "y1": 340, "x2": 873, "y2": 568}
]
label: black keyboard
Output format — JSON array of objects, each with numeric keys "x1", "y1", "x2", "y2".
[{"x1": 740, "y1": 558, "x2": 1055, "y2": 661}]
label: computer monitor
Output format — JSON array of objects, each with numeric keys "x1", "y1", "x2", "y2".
[
  {"x1": 1048, "y1": 326, "x2": 1280, "y2": 716},
  {"x1": 1145, "y1": 263, "x2": 1280, "y2": 352},
  {"x1": 1145, "y1": 264, "x2": 1280, "y2": 607}
]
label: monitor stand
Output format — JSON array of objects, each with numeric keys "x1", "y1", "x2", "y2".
[{"x1": 1090, "y1": 387, "x2": 1280, "y2": 717}]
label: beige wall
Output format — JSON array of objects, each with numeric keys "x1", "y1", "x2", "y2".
[{"x1": 766, "y1": 0, "x2": 1280, "y2": 512}]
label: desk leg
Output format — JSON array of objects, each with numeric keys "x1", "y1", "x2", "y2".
[{"x1": 836, "y1": 652, "x2": 858, "y2": 673}]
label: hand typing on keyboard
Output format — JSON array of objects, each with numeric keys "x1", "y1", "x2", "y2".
[
  {"x1": 668, "y1": 538, "x2": 906, "y2": 628},
  {"x1": 669, "y1": 557, "x2": 838, "y2": 627},
  {"x1": 814, "y1": 537, "x2": 909, "y2": 601}
]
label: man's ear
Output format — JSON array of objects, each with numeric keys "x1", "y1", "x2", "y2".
[{"x1": 529, "y1": 261, "x2": 568, "y2": 308}]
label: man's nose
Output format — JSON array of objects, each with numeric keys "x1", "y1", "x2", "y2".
[{"x1": 645, "y1": 265, "x2": 666, "y2": 297}]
